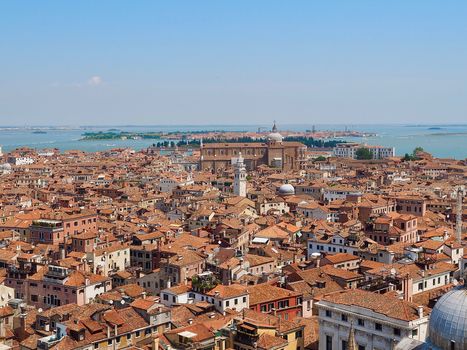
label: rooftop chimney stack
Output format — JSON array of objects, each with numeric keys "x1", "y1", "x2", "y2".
[
  {"x1": 418, "y1": 305, "x2": 424, "y2": 318},
  {"x1": 456, "y1": 186, "x2": 464, "y2": 244}
]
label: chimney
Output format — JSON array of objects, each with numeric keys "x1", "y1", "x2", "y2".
[
  {"x1": 402, "y1": 274, "x2": 413, "y2": 302},
  {"x1": 60, "y1": 246, "x2": 65, "y2": 260},
  {"x1": 417, "y1": 306, "x2": 424, "y2": 318},
  {"x1": 152, "y1": 335, "x2": 160, "y2": 350},
  {"x1": 142, "y1": 292, "x2": 147, "y2": 299},
  {"x1": 114, "y1": 324, "x2": 118, "y2": 337},
  {"x1": 14, "y1": 311, "x2": 28, "y2": 342},
  {"x1": 188, "y1": 318, "x2": 193, "y2": 325},
  {"x1": 0, "y1": 318, "x2": 5, "y2": 339},
  {"x1": 443, "y1": 230, "x2": 449, "y2": 239}
]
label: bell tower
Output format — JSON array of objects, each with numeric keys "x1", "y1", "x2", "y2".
[{"x1": 233, "y1": 152, "x2": 247, "y2": 197}]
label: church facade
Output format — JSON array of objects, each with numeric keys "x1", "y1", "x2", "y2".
[{"x1": 199, "y1": 123, "x2": 306, "y2": 172}]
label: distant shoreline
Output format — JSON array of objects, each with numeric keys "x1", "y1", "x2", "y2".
[
  {"x1": 0, "y1": 125, "x2": 466, "y2": 159},
  {"x1": 80, "y1": 131, "x2": 163, "y2": 141},
  {"x1": 427, "y1": 132, "x2": 467, "y2": 136},
  {"x1": 79, "y1": 129, "x2": 372, "y2": 142}
]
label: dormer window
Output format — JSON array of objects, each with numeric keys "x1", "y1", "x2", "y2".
[{"x1": 317, "y1": 281, "x2": 326, "y2": 288}]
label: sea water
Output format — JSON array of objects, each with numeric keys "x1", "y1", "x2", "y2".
[{"x1": 0, "y1": 124, "x2": 466, "y2": 159}]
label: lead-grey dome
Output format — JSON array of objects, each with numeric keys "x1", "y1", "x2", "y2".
[
  {"x1": 428, "y1": 286, "x2": 467, "y2": 350},
  {"x1": 267, "y1": 121, "x2": 283, "y2": 142},
  {"x1": 267, "y1": 132, "x2": 283, "y2": 142},
  {"x1": 278, "y1": 183, "x2": 295, "y2": 196}
]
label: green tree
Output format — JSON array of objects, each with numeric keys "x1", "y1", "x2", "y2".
[
  {"x1": 402, "y1": 153, "x2": 414, "y2": 161},
  {"x1": 402, "y1": 147, "x2": 424, "y2": 161},
  {"x1": 314, "y1": 156, "x2": 327, "y2": 162},
  {"x1": 412, "y1": 147, "x2": 424, "y2": 159},
  {"x1": 355, "y1": 147, "x2": 373, "y2": 160}
]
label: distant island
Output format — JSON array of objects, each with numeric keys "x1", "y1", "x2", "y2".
[
  {"x1": 80, "y1": 130, "x2": 234, "y2": 140},
  {"x1": 80, "y1": 131, "x2": 163, "y2": 140},
  {"x1": 153, "y1": 135, "x2": 345, "y2": 149},
  {"x1": 80, "y1": 129, "x2": 373, "y2": 145}
]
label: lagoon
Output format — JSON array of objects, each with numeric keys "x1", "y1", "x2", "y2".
[{"x1": 0, "y1": 124, "x2": 466, "y2": 159}]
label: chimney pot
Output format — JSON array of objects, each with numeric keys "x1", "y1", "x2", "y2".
[{"x1": 417, "y1": 305, "x2": 424, "y2": 318}]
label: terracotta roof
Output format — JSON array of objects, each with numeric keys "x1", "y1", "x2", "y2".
[
  {"x1": 248, "y1": 284, "x2": 301, "y2": 305},
  {"x1": 320, "y1": 265, "x2": 362, "y2": 280},
  {"x1": 206, "y1": 284, "x2": 248, "y2": 299},
  {"x1": 165, "y1": 323, "x2": 214, "y2": 342},
  {"x1": 64, "y1": 270, "x2": 109, "y2": 287},
  {"x1": 319, "y1": 289, "x2": 430, "y2": 322},
  {"x1": 164, "y1": 284, "x2": 192, "y2": 295},
  {"x1": 130, "y1": 298, "x2": 157, "y2": 311},
  {"x1": 255, "y1": 225, "x2": 289, "y2": 240},
  {"x1": 0, "y1": 305, "x2": 14, "y2": 317},
  {"x1": 321, "y1": 252, "x2": 360, "y2": 264},
  {"x1": 244, "y1": 254, "x2": 275, "y2": 267},
  {"x1": 256, "y1": 333, "x2": 288, "y2": 349}
]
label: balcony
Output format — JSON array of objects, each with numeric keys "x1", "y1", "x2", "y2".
[
  {"x1": 7, "y1": 264, "x2": 33, "y2": 275},
  {"x1": 44, "y1": 266, "x2": 69, "y2": 280},
  {"x1": 235, "y1": 332, "x2": 258, "y2": 346},
  {"x1": 32, "y1": 219, "x2": 63, "y2": 229}
]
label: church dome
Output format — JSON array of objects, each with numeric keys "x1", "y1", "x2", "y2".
[
  {"x1": 428, "y1": 285, "x2": 467, "y2": 350},
  {"x1": 267, "y1": 121, "x2": 283, "y2": 142},
  {"x1": 278, "y1": 183, "x2": 295, "y2": 196},
  {"x1": 267, "y1": 132, "x2": 283, "y2": 142}
]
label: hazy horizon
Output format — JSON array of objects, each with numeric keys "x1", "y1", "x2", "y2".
[
  {"x1": 1, "y1": 1, "x2": 467, "y2": 125},
  {"x1": 2, "y1": 122, "x2": 467, "y2": 128}
]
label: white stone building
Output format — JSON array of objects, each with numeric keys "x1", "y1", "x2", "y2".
[
  {"x1": 307, "y1": 232, "x2": 395, "y2": 264},
  {"x1": 333, "y1": 143, "x2": 395, "y2": 160},
  {"x1": 323, "y1": 186, "x2": 362, "y2": 203},
  {"x1": 7, "y1": 155, "x2": 34, "y2": 165},
  {"x1": 0, "y1": 285, "x2": 14, "y2": 307},
  {"x1": 160, "y1": 283, "x2": 249, "y2": 314},
  {"x1": 317, "y1": 289, "x2": 429, "y2": 350},
  {"x1": 158, "y1": 174, "x2": 194, "y2": 193}
]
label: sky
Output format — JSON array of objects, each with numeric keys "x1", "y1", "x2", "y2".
[{"x1": 1, "y1": 0, "x2": 466, "y2": 126}]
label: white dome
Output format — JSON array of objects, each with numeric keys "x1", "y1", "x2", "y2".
[
  {"x1": 268, "y1": 132, "x2": 283, "y2": 142},
  {"x1": 0, "y1": 163, "x2": 12, "y2": 170},
  {"x1": 428, "y1": 286, "x2": 467, "y2": 350},
  {"x1": 278, "y1": 183, "x2": 295, "y2": 195}
]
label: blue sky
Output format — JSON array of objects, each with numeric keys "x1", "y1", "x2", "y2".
[{"x1": 1, "y1": 0, "x2": 466, "y2": 125}]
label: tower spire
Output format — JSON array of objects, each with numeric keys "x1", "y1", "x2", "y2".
[
  {"x1": 456, "y1": 186, "x2": 464, "y2": 244},
  {"x1": 347, "y1": 322, "x2": 357, "y2": 350},
  {"x1": 233, "y1": 152, "x2": 247, "y2": 197}
]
